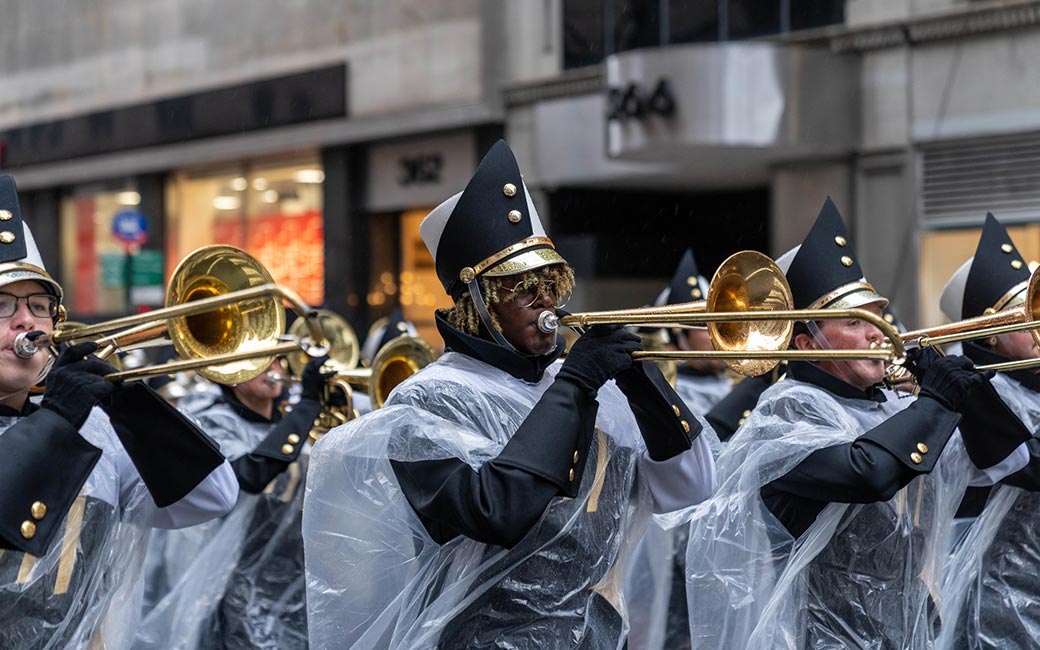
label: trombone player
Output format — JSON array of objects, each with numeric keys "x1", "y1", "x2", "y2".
[
  {"x1": 303, "y1": 140, "x2": 716, "y2": 650},
  {"x1": 685, "y1": 198, "x2": 1031, "y2": 650},
  {"x1": 939, "y1": 214, "x2": 1040, "y2": 649},
  {"x1": 0, "y1": 175, "x2": 238, "y2": 649},
  {"x1": 135, "y1": 352, "x2": 336, "y2": 650}
]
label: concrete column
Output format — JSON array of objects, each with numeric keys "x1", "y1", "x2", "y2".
[{"x1": 322, "y1": 145, "x2": 370, "y2": 334}]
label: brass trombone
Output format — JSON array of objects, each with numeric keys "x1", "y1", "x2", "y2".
[
  {"x1": 283, "y1": 311, "x2": 437, "y2": 438},
  {"x1": 15, "y1": 245, "x2": 329, "y2": 384},
  {"x1": 537, "y1": 251, "x2": 901, "y2": 377},
  {"x1": 538, "y1": 250, "x2": 1040, "y2": 378}
]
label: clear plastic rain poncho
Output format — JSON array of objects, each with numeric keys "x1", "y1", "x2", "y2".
[
  {"x1": 304, "y1": 351, "x2": 672, "y2": 650},
  {"x1": 685, "y1": 378, "x2": 984, "y2": 650},
  {"x1": 135, "y1": 400, "x2": 308, "y2": 650},
  {"x1": 673, "y1": 372, "x2": 732, "y2": 416},
  {"x1": 1, "y1": 408, "x2": 156, "y2": 650},
  {"x1": 939, "y1": 372, "x2": 1040, "y2": 650},
  {"x1": 625, "y1": 373, "x2": 727, "y2": 650}
]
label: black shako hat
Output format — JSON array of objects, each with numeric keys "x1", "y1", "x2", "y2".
[
  {"x1": 775, "y1": 197, "x2": 887, "y2": 311},
  {"x1": 940, "y1": 213, "x2": 1030, "y2": 321},
  {"x1": 361, "y1": 307, "x2": 417, "y2": 363},
  {"x1": 420, "y1": 140, "x2": 566, "y2": 300},
  {"x1": 0, "y1": 175, "x2": 63, "y2": 300},
  {"x1": 660, "y1": 248, "x2": 708, "y2": 306}
]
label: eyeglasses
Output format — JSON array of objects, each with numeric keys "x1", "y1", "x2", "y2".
[
  {"x1": 0, "y1": 293, "x2": 59, "y2": 319},
  {"x1": 502, "y1": 279, "x2": 571, "y2": 310}
]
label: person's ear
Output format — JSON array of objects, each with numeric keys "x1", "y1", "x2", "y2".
[{"x1": 793, "y1": 331, "x2": 818, "y2": 351}]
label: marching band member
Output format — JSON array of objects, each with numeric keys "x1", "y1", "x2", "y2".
[
  {"x1": 0, "y1": 175, "x2": 237, "y2": 649},
  {"x1": 352, "y1": 308, "x2": 419, "y2": 414},
  {"x1": 136, "y1": 354, "x2": 333, "y2": 650},
  {"x1": 684, "y1": 198, "x2": 1030, "y2": 650},
  {"x1": 939, "y1": 214, "x2": 1040, "y2": 649},
  {"x1": 660, "y1": 249, "x2": 733, "y2": 414},
  {"x1": 302, "y1": 140, "x2": 716, "y2": 649}
]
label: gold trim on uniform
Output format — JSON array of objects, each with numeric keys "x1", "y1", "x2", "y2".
[
  {"x1": 992, "y1": 280, "x2": 1028, "y2": 314},
  {"x1": 54, "y1": 495, "x2": 87, "y2": 595},
  {"x1": 805, "y1": 281, "x2": 887, "y2": 312}
]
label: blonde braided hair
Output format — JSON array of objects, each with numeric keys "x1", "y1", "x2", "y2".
[{"x1": 444, "y1": 264, "x2": 575, "y2": 336}]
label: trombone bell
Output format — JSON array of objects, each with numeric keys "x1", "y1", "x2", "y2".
[{"x1": 166, "y1": 245, "x2": 286, "y2": 385}]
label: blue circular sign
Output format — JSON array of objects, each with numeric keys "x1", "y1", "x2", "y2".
[{"x1": 112, "y1": 210, "x2": 148, "y2": 245}]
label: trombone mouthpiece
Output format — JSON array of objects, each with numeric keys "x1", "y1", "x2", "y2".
[
  {"x1": 537, "y1": 311, "x2": 559, "y2": 333},
  {"x1": 13, "y1": 331, "x2": 42, "y2": 359}
]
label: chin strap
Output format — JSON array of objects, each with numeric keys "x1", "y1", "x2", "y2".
[{"x1": 467, "y1": 277, "x2": 520, "y2": 353}]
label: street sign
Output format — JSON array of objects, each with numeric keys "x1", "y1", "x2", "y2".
[{"x1": 111, "y1": 209, "x2": 148, "y2": 246}]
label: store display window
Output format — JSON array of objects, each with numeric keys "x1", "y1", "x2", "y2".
[
  {"x1": 60, "y1": 184, "x2": 150, "y2": 316},
  {"x1": 166, "y1": 156, "x2": 325, "y2": 306}
]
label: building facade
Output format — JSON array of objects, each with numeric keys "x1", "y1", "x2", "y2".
[{"x1": 2, "y1": 0, "x2": 1040, "y2": 343}]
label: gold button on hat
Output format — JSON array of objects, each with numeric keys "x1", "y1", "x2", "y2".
[
  {"x1": 30, "y1": 501, "x2": 46, "y2": 520},
  {"x1": 568, "y1": 468, "x2": 575, "y2": 482},
  {"x1": 917, "y1": 442, "x2": 928, "y2": 454},
  {"x1": 1012, "y1": 260, "x2": 1024, "y2": 270},
  {"x1": 287, "y1": 434, "x2": 301, "y2": 445},
  {"x1": 0, "y1": 231, "x2": 16, "y2": 244},
  {"x1": 840, "y1": 256, "x2": 853, "y2": 267},
  {"x1": 672, "y1": 404, "x2": 681, "y2": 416},
  {"x1": 910, "y1": 452, "x2": 923, "y2": 464},
  {"x1": 20, "y1": 520, "x2": 36, "y2": 539},
  {"x1": 681, "y1": 420, "x2": 690, "y2": 433},
  {"x1": 508, "y1": 210, "x2": 522, "y2": 223},
  {"x1": 738, "y1": 418, "x2": 746, "y2": 425},
  {"x1": 573, "y1": 451, "x2": 580, "y2": 463},
  {"x1": 834, "y1": 235, "x2": 847, "y2": 247},
  {"x1": 503, "y1": 183, "x2": 517, "y2": 197},
  {"x1": 742, "y1": 409, "x2": 752, "y2": 417},
  {"x1": 281, "y1": 444, "x2": 295, "y2": 455},
  {"x1": 0, "y1": 209, "x2": 12, "y2": 221},
  {"x1": 1002, "y1": 243, "x2": 1014, "y2": 253}
]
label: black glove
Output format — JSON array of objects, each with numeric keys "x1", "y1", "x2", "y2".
[
  {"x1": 41, "y1": 341, "x2": 118, "y2": 429},
  {"x1": 906, "y1": 347, "x2": 993, "y2": 413},
  {"x1": 300, "y1": 355, "x2": 334, "y2": 402},
  {"x1": 556, "y1": 325, "x2": 641, "y2": 394}
]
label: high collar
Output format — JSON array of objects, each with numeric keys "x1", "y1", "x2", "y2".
[
  {"x1": 218, "y1": 384, "x2": 282, "y2": 424},
  {"x1": 0, "y1": 399, "x2": 38, "y2": 418},
  {"x1": 787, "y1": 360, "x2": 887, "y2": 403},
  {"x1": 677, "y1": 365, "x2": 725, "y2": 379},
  {"x1": 435, "y1": 310, "x2": 564, "y2": 383},
  {"x1": 962, "y1": 340, "x2": 1040, "y2": 393}
]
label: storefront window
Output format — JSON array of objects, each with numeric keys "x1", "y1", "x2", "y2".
[
  {"x1": 399, "y1": 208, "x2": 453, "y2": 348},
  {"x1": 166, "y1": 156, "x2": 325, "y2": 307},
  {"x1": 60, "y1": 183, "x2": 150, "y2": 316}
]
